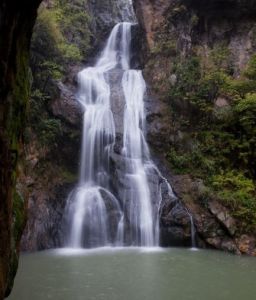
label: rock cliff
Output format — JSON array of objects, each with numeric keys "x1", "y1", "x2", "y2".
[
  {"x1": 133, "y1": 0, "x2": 256, "y2": 254},
  {"x1": 0, "y1": 0, "x2": 42, "y2": 298}
]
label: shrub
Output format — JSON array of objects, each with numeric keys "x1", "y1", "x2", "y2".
[
  {"x1": 211, "y1": 171, "x2": 256, "y2": 232},
  {"x1": 39, "y1": 119, "x2": 62, "y2": 146}
]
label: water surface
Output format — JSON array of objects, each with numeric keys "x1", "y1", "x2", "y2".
[{"x1": 9, "y1": 248, "x2": 256, "y2": 300}]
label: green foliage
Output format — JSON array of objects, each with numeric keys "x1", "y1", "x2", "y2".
[
  {"x1": 39, "y1": 119, "x2": 62, "y2": 146},
  {"x1": 209, "y1": 43, "x2": 231, "y2": 70},
  {"x1": 170, "y1": 56, "x2": 230, "y2": 124},
  {"x1": 29, "y1": 89, "x2": 49, "y2": 116},
  {"x1": 12, "y1": 190, "x2": 26, "y2": 243},
  {"x1": 27, "y1": 89, "x2": 62, "y2": 149},
  {"x1": 211, "y1": 172, "x2": 256, "y2": 232},
  {"x1": 58, "y1": 43, "x2": 82, "y2": 62},
  {"x1": 60, "y1": 168, "x2": 77, "y2": 183},
  {"x1": 40, "y1": 61, "x2": 63, "y2": 80},
  {"x1": 244, "y1": 54, "x2": 256, "y2": 80},
  {"x1": 152, "y1": 40, "x2": 177, "y2": 56},
  {"x1": 30, "y1": 0, "x2": 91, "y2": 91},
  {"x1": 28, "y1": 0, "x2": 91, "y2": 150},
  {"x1": 168, "y1": 46, "x2": 256, "y2": 232},
  {"x1": 59, "y1": 1, "x2": 91, "y2": 57},
  {"x1": 235, "y1": 92, "x2": 256, "y2": 119},
  {"x1": 172, "y1": 56, "x2": 201, "y2": 99},
  {"x1": 167, "y1": 146, "x2": 215, "y2": 177},
  {"x1": 226, "y1": 78, "x2": 256, "y2": 98}
]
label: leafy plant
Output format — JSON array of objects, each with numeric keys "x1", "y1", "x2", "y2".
[
  {"x1": 167, "y1": 46, "x2": 256, "y2": 232},
  {"x1": 211, "y1": 171, "x2": 256, "y2": 232}
]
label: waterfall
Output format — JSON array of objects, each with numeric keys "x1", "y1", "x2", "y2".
[
  {"x1": 64, "y1": 2, "x2": 175, "y2": 248},
  {"x1": 189, "y1": 214, "x2": 197, "y2": 249},
  {"x1": 122, "y1": 70, "x2": 154, "y2": 246}
]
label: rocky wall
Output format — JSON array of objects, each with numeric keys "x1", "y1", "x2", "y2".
[
  {"x1": 133, "y1": 0, "x2": 256, "y2": 255},
  {"x1": 0, "y1": 0, "x2": 42, "y2": 298}
]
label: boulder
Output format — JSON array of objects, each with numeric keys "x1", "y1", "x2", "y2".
[{"x1": 208, "y1": 200, "x2": 237, "y2": 236}]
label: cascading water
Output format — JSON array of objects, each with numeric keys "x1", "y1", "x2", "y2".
[
  {"x1": 121, "y1": 70, "x2": 154, "y2": 246},
  {"x1": 65, "y1": 1, "x2": 177, "y2": 248},
  {"x1": 66, "y1": 22, "x2": 124, "y2": 248}
]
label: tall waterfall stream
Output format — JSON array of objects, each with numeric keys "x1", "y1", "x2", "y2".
[{"x1": 64, "y1": 11, "x2": 175, "y2": 248}]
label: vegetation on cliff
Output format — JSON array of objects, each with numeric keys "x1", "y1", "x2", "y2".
[
  {"x1": 141, "y1": 0, "x2": 256, "y2": 235},
  {"x1": 167, "y1": 50, "x2": 256, "y2": 233},
  {"x1": 29, "y1": 0, "x2": 91, "y2": 149},
  {"x1": 20, "y1": 0, "x2": 94, "y2": 252}
]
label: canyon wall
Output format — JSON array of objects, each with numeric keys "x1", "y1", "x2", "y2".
[
  {"x1": 0, "y1": 1, "x2": 41, "y2": 298},
  {"x1": 133, "y1": 0, "x2": 256, "y2": 254}
]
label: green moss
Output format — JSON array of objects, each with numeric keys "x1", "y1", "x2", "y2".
[
  {"x1": 151, "y1": 40, "x2": 177, "y2": 56},
  {"x1": 60, "y1": 168, "x2": 77, "y2": 183},
  {"x1": 12, "y1": 190, "x2": 26, "y2": 244},
  {"x1": 244, "y1": 54, "x2": 256, "y2": 80},
  {"x1": 167, "y1": 141, "x2": 216, "y2": 177},
  {"x1": 39, "y1": 118, "x2": 62, "y2": 146},
  {"x1": 7, "y1": 43, "x2": 30, "y2": 149},
  {"x1": 27, "y1": 0, "x2": 92, "y2": 154},
  {"x1": 5, "y1": 189, "x2": 26, "y2": 296},
  {"x1": 31, "y1": 0, "x2": 91, "y2": 93}
]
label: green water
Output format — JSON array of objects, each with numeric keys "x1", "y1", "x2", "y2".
[{"x1": 8, "y1": 247, "x2": 256, "y2": 300}]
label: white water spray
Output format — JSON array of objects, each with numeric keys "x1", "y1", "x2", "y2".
[{"x1": 65, "y1": 3, "x2": 180, "y2": 248}]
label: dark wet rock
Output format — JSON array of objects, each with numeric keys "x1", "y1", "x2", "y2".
[
  {"x1": 159, "y1": 187, "x2": 192, "y2": 246},
  {"x1": 21, "y1": 184, "x2": 72, "y2": 251},
  {"x1": 0, "y1": 0, "x2": 42, "y2": 297},
  {"x1": 109, "y1": 69, "x2": 126, "y2": 135},
  {"x1": 206, "y1": 237, "x2": 240, "y2": 254},
  {"x1": 130, "y1": 24, "x2": 144, "y2": 69},
  {"x1": 145, "y1": 94, "x2": 172, "y2": 151},
  {"x1": 100, "y1": 188, "x2": 122, "y2": 242},
  {"x1": 184, "y1": 0, "x2": 256, "y2": 18},
  {"x1": 208, "y1": 200, "x2": 237, "y2": 236},
  {"x1": 50, "y1": 82, "x2": 83, "y2": 127},
  {"x1": 161, "y1": 226, "x2": 191, "y2": 247},
  {"x1": 169, "y1": 174, "x2": 242, "y2": 253},
  {"x1": 88, "y1": 0, "x2": 135, "y2": 50},
  {"x1": 162, "y1": 201, "x2": 190, "y2": 227},
  {"x1": 21, "y1": 83, "x2": 81, "y2": 251}
]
